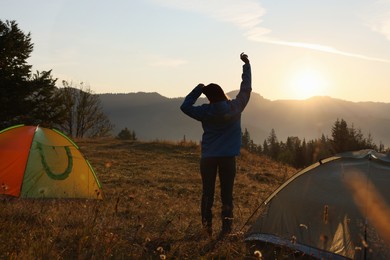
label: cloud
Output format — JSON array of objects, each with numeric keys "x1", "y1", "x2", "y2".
[
  {"x1": 381, "y1": 18, "x2": 390, "y2": 40},
  {"x1": 363, "y1": 1, "x2": 390, "y2": 41},
  {"x1": 255, "y1": 39, "x2": 390, "y2": 64},
  {"x1": 152, "y1": 0, "x2": 270, "y2": 38},
  {"x1": 152, "y1": 0, "x2": 390, "y2": 64},
  {"x1": 370, "y1": 13, "x2": 390, "y2": 41}
]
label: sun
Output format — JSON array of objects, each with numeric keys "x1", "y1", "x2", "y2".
[{"x1": 288, "y1": 68, "x2": 327, "y2": 100}]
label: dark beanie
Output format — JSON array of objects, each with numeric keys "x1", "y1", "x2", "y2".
[{"x1": 202, "y1": 83, "x2": 228, "y2": 103}]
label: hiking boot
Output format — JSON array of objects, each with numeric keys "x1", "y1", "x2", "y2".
[
  {"x1": 217, "y1": 217, "x2": 232, "y2": 239},
  {"x1": 202, "y1": 226, "x2": 213, "y2": 238},
  {"x1": 217, "y1": 230, "x2": 229, "y2": 240},
  {"x1": 202, "y1": 219, "x2": 213, "y2": 238}
]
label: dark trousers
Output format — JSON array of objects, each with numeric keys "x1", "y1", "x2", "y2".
[{"x1": 200, "y1": 156, "x2": 236, "y2": 230}]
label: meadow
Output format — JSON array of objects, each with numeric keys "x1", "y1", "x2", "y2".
[{"x1": 0, "y1": 138, "x2": 296, "y2": 259}]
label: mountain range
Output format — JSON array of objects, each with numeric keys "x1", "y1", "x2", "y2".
[{"x1": 99, "y1": 91, "x2": 390, "y2": 147}]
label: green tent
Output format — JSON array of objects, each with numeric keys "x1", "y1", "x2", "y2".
[
  {"x1": 0, "y1": 125, "x2": 103, "y2": 199},
  {"x1": 246, "y1": 150, "x2": 390, "y2": 259}
]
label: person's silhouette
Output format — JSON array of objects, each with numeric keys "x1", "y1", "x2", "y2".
[{"x1": 180, "y1": 52, "x2": 252, "y2": 237}]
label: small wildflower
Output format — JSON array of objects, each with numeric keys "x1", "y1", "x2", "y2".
[
  {"x1": 105, "y1": 162, "x2": 112, "y2": 168},
  {"x1": 291, "y1": 235, "x2": 297, "y2": 244},
  {"x1": 137, "y1": 224, "x2": 144, "y2": 229},
  {"x1": 159, "y1": 254, "x2": 166, "y2": 260},
  {"x1": 254, "y1": 250, "x2": 262, "y2": 259},
  {"x1": 156, "y1": 246, "x2": 164, "y2": 253},
  {"x1": 299, "y1": 224, "x2": 308, "y2": 229}
]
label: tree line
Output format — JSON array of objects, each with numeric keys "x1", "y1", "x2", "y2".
[
  {"x1": 242, "y1": 118, "x2": 388, "y2": 169},
  {"x1": 0, "y1": 20, "x2": 113, "y2": 137}
]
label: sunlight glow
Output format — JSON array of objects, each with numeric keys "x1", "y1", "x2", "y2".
[{"x1": 288, "y1": 68, "x2": 327, "y2": 100}]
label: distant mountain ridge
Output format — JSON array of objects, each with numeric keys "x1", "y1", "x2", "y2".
[{"x1": 99, "y1": 91, "x2": 390, "y2": 147}]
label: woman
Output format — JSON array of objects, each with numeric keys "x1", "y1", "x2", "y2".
[{"x1": 180, "y1": 52, "x2": 252, "y2": 237}]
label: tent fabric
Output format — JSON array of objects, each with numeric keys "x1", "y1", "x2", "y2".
[
  {"x1": 246, "y1": 233, "x2": 349, "y2": 259},
  {"x1": 0, "y1": 125, "x2": 103, "y2": 199},
  {"x1": 246, "y1": 150, "x2": 390, "y2": 259}
]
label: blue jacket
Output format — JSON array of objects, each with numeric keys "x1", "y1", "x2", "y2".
[{"x1": 180, "y1": 63, "x2": 252, "y2": 158}]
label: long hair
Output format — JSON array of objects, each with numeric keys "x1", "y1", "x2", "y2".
[{"x1": 202, "y1": 83, "x2": 228, "y2": 103}]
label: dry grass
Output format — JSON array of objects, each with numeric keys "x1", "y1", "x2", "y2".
[{"x1": 0, "y1": 138, "x2": 296, "y2": 259}]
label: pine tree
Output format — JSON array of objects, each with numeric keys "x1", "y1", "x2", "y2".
[
  {"x1": 241, "y1": 128, "x2": 251, "y2": 149},
  {"x1": 25, "y1": 70, "x2": 66, "y2": 127},
  {"x1": 331, "y1": 118, "x2": 349, "y2": 153},
  {"x1": 0, "y1": 20, "x2": 65, "y2": 128},
  {"x1": 262, "y1": 140, "x2": 269, "y2": 156},
  {"x1": 117, "y1": 127, "x2": 132, "y2": 140},
  {"x1": 267, "y1": 128, "x2": 280, "y2": 160},
  {"x1": 0, "y1": 20, "x2": 33, "y2": 127}
]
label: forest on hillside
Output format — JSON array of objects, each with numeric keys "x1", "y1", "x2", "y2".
[{"x1": 241, "y1": 118, "x2": 387, "y2": 168}]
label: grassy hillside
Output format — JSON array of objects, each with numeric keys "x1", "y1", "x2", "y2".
[{"x1": 0, "y1": 138, "x2": 296, "y2": 259}]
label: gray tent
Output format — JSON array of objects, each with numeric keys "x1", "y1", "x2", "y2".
[{"x1": 246, "y1": 150, "x2": 390, "y2": 259}]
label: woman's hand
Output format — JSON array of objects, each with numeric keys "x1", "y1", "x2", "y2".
[{"x1": 240, "y1": 52, "x2": 249, "y2": 64}]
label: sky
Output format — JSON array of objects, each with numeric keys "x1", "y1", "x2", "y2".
[{"x1": 2, "y1": 0, "x2": 390, "y2": 102}]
